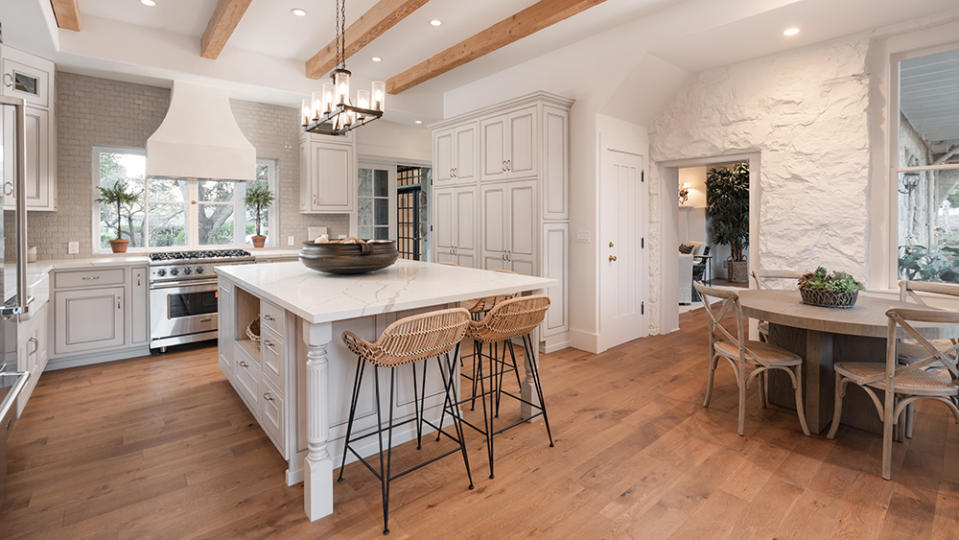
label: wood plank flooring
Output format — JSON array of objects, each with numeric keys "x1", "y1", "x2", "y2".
[{"x1": 2, "y1": 308, "x2": 958, "y2": 539}]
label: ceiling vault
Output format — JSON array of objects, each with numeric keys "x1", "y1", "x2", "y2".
[
  {"x1": 201, "y1": 0, "x2": 253, "y2": 60},
  {"x1": 386, "y1": 0, "x2": 607, "y2": 94},
  {"x1": 305, "y1": 0, "x2": 429, "y2": 79}
]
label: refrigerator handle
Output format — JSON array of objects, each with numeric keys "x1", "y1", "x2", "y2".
[{"x1": 0, "y1": 96, "x2": 28, "y2": 318}]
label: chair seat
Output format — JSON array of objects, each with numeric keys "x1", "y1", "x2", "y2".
[
  {"x1": 835, "y1": 362, "x2": 958, "y2": 397},
  {"x1": 714, "y1": 339, "x2": 801, "y2": 366},
  {"x1": 897, "y1": 339, "x2": 956, "y2": 366}
]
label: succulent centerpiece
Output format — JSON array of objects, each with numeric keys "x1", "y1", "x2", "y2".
[{"x1": 797, "y1": 266, "x2": 865, "y2": 309}]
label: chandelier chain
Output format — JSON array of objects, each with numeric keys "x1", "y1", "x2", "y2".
[{"x1": 337, "y1": 0, "x2": 346, "y2": 70}]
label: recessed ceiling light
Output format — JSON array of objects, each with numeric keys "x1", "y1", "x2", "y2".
[
  {"x1": 291, "y1": 8, "x2": 307, "y2": 17},
  {"x1": 783, "y1": 27, "x2": 800, "y2": 37},
  {"x1": 415, "y1": 120, "x2": 423, "y2": 124},
  {"x1": 429, "y1": 19, "x2": 442, "y2": 26},
  {"x1": 140, "y1": 0, "x2": 156, "y2": 6},
  {"x1": 371, "y1": 56, "x2": 382, "y2": 63}
]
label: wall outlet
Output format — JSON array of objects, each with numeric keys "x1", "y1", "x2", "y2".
[
  {"x1": 287, "y1": 235, "x2": 295, "y2": 246},
  {"x1": 67, "y1": 241, "x2": 79, "y2": 254}
]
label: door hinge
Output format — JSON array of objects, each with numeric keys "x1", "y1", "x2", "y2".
[
  {"x1": 641, "y1": 170, "x2": 645, "y2": 183},
  {"x1": 641, "y1": 301, "x2": 645, "y2": 315},
  {"x1": 641, "y1": 237, "x2": 645, "y2": 249}
]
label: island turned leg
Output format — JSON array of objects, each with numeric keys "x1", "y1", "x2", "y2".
[
  {"x1": 521, "y1": 326, "x2": 541, "y2": 421},
  {"x1": 303, "y1": 320, "x2": 334, "y2": 522}
]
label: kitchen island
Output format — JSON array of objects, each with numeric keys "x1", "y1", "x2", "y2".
[{"x1": 214, "y1": 260, "x2": 557, "y2": 522}]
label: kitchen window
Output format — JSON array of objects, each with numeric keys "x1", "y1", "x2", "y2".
[{"x1": 93, "y1": 147, "x2": 278, "y2": 252}]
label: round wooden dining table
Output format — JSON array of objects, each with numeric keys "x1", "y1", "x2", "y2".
[{"x1": 738, "y1": 289, "x2": 959, "y2": 434}]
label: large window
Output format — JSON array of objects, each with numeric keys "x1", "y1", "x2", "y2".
[
  {"x1": 94, "y1": 147, "x2": 278, "y2": 252},
  {"x1": 895, "y1": 47, "x2": 959, "y2": 282}
]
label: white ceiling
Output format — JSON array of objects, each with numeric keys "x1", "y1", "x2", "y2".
[{"x1": 901, "y1": 47, "x2": 959, "y2": 157}]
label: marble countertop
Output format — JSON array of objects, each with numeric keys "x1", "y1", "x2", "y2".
[
  {"x1": 40, "y1": 256, "x2": 151, "y2": 269},
  {"x1": 248, "y1": 249, "x2": 301, "y2": 259},
  {"x1": 216, "y1": 259, "x2": 558, "y2": 324}
]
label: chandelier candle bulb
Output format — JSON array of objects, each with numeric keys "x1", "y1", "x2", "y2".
[
  {"x1": 301, "y1": 98, "x2": 311, "y2": 126},
  {"x1": 311, "y1": 91, "x2": 324, "y2": 119},
  {"x1": 372, "y1": 81, "x2": 386, "y2": 111},
  {"x1": 334, "y1": 70, "x2": 351, "y2": 106},
  {"x1": 321, "y1": 83, "x2": 334, "y2": 114}
]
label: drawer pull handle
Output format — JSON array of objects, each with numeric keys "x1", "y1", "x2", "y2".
[
  {"x1": 199, "y1": 317, "x2": 213, "y2": 323},
  {"x1": 239, "y1": 360, "x2": 249, "y2": 368},
  {"x1": 263, "y1": 314, "x2": 275, "y2": 322},
  {"x1": 82, "y1": 275, "x2": 100, "y2": 280},
  {"x1": 263, "y1": 392, "x2": 275, "y2": 401},
  {"x1": 264, "y1": 340, "x2": 275, "y2": 349}
]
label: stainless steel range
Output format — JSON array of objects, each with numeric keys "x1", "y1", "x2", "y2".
[{"x1": 149, "y1": 249, "x2": 254, "y2": 351}]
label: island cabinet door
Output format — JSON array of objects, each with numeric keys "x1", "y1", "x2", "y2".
[
  {"x1": 54, "y1": 287, "x2": 125, "y2": 355},
  {"x1": 217, "y1": 284, "x2": 234, "y2": 378}
]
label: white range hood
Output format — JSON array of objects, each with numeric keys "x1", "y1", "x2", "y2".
[{"x1": 146, "y1": 81, "x2": 256, "y2": 181}]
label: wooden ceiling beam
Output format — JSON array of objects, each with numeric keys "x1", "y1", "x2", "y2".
[
  {"x1": 387, "y1": 0, "x2": 607, "y2": 94},
  {"x1": 306, "y1": 0, "x2": 429, "y2": 79},
  {"x1": 200, "y1": 0, "x2": 253, "y2": 60},
  {"x1": 50, "y1": 0, "x2": 81, "y2": 31}
]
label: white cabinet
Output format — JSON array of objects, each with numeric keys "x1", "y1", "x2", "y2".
[
  {"x1": 481, "y1": 181, "x2": 536, "y2": 275},
  {"x1": 17, "y1": 302, "x2": 48, "y2": 416},
  {"x1": 50, "y1": 266, "x2": 150, "y2": 363},
  {"x1": 54, "y1": 287, "x2": 125, "y2": 355},
  {"x1": 434, "y1": 186, "x2": 477, "y2": 267},
  {"x1": 432, "y1": 92, "x2": 571, "y2": 351},
  {"x1": 300, "y1": 136, "x2": 355, "y2": 213},
  {"x1": 481, "y1": 106, "x2": 536, "y2": 181},
  {"x1": 1, "y1": 45, "x2": 56, "y2": 211},
  {"x1": 217, "y1": 283, "x2": 234, "y2": 378},
  {"x1": 434, "y1": 123, "x2": 477, "y2": 186}
]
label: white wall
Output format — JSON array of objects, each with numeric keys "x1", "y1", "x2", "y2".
[{"x1": 354, "y1": 120, "x2": 432, "y2": 163}]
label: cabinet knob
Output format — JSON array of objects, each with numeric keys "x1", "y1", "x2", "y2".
[
  {"x1": 263, "y1": 314, "x2": 275, "y2": 322},
  {"x1": 609, "y1": 241, "x2": 614, "y2": 248},
  {"x1": 116, "y1": 296, "x2": 122, "y2": 309},
  {"x1": 609, "y1": 255, "x2": 617, "y2": 262},
  {"x1": 239, "y1": 360, "x2": 249, "y2": 368},
  {"x1": 506, "y1": 159, "x2": 511, "y2": 171},
  {"x1": 264, "y1": 392, "x2": 275, "y2": 401}
]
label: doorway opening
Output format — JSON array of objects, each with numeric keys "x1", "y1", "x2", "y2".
[{"x1": 357, "y1": 161, "x2": 432, "y2": 261}]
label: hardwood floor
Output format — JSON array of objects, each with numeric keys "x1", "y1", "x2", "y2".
[{"x1": 2, "y1": 308, "x2": 958, "y2": 539}]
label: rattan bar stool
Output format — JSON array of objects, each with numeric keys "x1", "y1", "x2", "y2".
[
  {"x1": 339, "y1": 308, "x2": 474, "y2": 535},
  {"x1": 438, "y1": 295, "x2": 554, "y2": 479}
]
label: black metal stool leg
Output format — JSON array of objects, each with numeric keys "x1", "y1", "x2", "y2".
[
  {"x1": 495, "y1": 339, "x2": 510, "y2": 417},
  {"x1": 506, "y1": 340, "x2": 522, "y2": 389},
  {"x1": 470, "y1": 341, "x2": 481, "y2": 410},
  {"x1": 338, "y1": 357, "x2": 366, "y2": 482},
  {"x1": 372, "y1": 367, "x2": 389, "y2": 535},
  {"x1": 439, "y1": 352, "x2": 474, "y2": 490},
  {"x1": 384, "y1": 367, "x2": 397, "y2": 535},
  {"x1": 411, "y1": 360, "x2": 421, "y2": 450},
  {"x1": 476, "y1": 348, "x2": 494, "y2": 479},
  {"x1": 524, "y1": 334, "x2": 554, "y2": 447}
]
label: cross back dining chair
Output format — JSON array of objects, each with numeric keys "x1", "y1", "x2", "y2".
[
  {"x1": 694, "y1": 281, "x2": 811, "y2": 437},
  {"x1": 751, "y1": 269, "x2": 805, "y2": 343},
  {"x1": 827, "y1": 307, "x2": 959, "y2": 480}
]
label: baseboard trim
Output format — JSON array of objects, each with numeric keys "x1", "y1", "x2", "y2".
[
  {"x1": 542, "y1": 333, "x2": 569, "y2": 353},
  {"x1": 568, "y1": 328, "x2": 600, "y2": 354},
  {"x1": 47, "y1": 346, "x2": 152, "y2": 371}
]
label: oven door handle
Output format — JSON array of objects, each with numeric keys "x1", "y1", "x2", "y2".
[{"x1": 149, "y1": 279, "x2": 218, "y2": 290}]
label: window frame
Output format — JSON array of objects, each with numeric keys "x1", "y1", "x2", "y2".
[
  {"x1": 91, "y1": 146, "x2": 279, "y2": 253},
  {"x1": 889, "y1": 43, "x2": 959, "y2": 286}
]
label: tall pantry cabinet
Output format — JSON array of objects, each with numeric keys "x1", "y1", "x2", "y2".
[{"x1": 431, "y1": 92, "x2": 572, "y2": 352}]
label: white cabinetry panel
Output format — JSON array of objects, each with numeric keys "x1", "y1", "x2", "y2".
[{"x1": 55, "y1": 287, "x2": 125, "y2": 355}]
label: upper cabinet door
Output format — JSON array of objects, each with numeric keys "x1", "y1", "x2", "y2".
[
  {"x1": 480, "y1": 117, "x2": 508, "y2": 181},
  {"x1": 454, "y1": 124, "x2": 477, "y2": 183},
  {"x1": 310, "y1": 142, "x2": 354, "y2": 212},
  {"x1": 454, "y1": 187, "x2": 476, "y2": 252},
  {"x1": 1, "y1": 49, "x2": 52, "y2": 109},
  {"x1": 3, "y1": 106, "x2": 51, "y2": 211},
  {"x1": 434, "y1": 129, "x2": 454, "y2": 186},
  {"x1": 506, "y1": 107, "x2": 537, "y2": 179},
  {"x1": 542, "y1": 106, "x2": 569, "y2": 220}
]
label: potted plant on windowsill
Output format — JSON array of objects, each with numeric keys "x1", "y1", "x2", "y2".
[
  {"x1": 96, "y1": 179, "x2": 139, "y2": 253},
  {"x1": 798, "y1": 266, "x2": 865, "y2": 309},
  {"x1": 245, "y1": 182, "x2": 275, "y2": 248}
]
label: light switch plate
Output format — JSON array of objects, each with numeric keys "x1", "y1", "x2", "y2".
[
  {"x1": 287, "y1": 235, "x2": 295, "y2": 246},
  {"x1": 67, "y1": 241, "x2": 79, "y2": 254}
]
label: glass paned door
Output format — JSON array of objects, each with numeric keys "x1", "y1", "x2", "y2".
[{"x1": 357, "y1": 164, "x2": 395, "y2": 241}]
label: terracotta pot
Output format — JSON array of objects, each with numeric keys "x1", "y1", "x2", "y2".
[
  {"x1": 109, "y1": 239, "x2": 129, "y2": 254},
  {"x1": 252, "y1": 235, "x2": 267, "y2": 248},
  {"x1": 727, "y1": 260, "x2": 749, "y2": 283}
]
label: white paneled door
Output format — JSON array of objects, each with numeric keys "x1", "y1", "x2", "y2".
[{"x1": 599, "y1": 149, "x2": 648, "y2": 351}]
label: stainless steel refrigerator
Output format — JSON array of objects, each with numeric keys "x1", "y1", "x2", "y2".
[{"x1": 0, "y1": 95, "x2": 31, "y2": 510}]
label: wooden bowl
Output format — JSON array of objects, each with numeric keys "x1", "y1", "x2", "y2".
[{"x1": 299, "y1": 240, "x2": 399, "y2": 275}]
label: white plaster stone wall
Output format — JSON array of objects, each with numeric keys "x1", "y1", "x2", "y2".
[{"x1": 649, "y1": 38, "x2": 873, "y2": 332}]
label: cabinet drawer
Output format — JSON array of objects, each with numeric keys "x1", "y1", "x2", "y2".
[
  {"x1": 260, "y1": 326, "x2": 285, "y2": 395},
  {"x1": 259, "y1": 379, "x2": 285, "y2": 455},
  {"x1": 233, "y1": 344, "x2": 260, "y2": 411},
  {"x1": 55, "y1": 268, "x2": 125, "y2": 289},
  {"x1": 260, "y1": 300, "x2": 285, "y2": 336}
]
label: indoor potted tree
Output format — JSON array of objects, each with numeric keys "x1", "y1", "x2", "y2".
[
  {"x1": 706, "y1": 162, "x2": 749, "y2": 283},
  {"x1": 245, "y1": 182, "x2": 275, "y2": 248},
  {"x1": 96, "y1": 179, "x2": 139, "y2": 253}
]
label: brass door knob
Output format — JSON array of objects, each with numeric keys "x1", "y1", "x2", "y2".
[
  {"x1": 609, "y1": 241, "x2": 614, "y2": 247},
  {"x1": 609, "y1": 255, "x2": 617, "y2": 262}
]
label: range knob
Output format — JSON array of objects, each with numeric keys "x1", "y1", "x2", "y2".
[
  {"x1": 157, "y1": 269, "x2": 167, "y2": 277},
  {"x1": 196, "y1": 266, "x2": 204, "y2": 274},
  {"x1": 170, "y1": 268, "x2": 180, "y2": 276},
  {"x1": 183, "y1": 267, "x2": 192, "y2": 275}
]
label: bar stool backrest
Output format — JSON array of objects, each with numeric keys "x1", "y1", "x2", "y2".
[
  {"x1": 470, "y1": 295, "x2": 551, "y2": 342},
  {"x1": 462, "y1": 269, "x2": 520, "y2": 313},
  {"x1": 346, "y1": 308, "x2": 470, "y2": 367}
]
